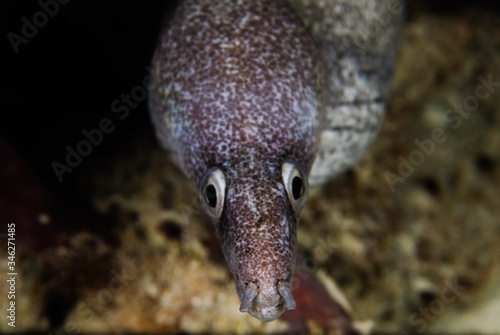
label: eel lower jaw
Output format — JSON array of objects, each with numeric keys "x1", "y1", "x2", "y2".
[{"x1": 239, "y1": 280, "x2": 296, "y2": 322}]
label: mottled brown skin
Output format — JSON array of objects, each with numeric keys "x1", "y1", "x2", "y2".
[
  {"x1": 149, "y1": 0, "x2": 321, "y2": 321},
  {"x1": 149, "y1": 0, "x2": 403, "y2": 323}
]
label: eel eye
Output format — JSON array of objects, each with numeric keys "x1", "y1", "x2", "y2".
[
  {"x1": 200, "y1": 168, "x2": 226, "y2": 219},
  {"x1": 282, "y1": 162, "x2": 308, "y2": 213},
  {"x1": 205, "y1": 184, "x2": 217, "y2": 207},
  {"x1": 291, "y1": 175, "x2": 304, "y2": 200}
]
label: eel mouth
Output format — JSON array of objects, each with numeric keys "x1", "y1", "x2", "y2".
[{"x1": 239, "y1": 280, "x2": 296, "y2": 322}]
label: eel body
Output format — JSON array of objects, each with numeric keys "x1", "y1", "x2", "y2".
[{"x1": 149, "y1": 0, "x2": 402, "y2": 322}]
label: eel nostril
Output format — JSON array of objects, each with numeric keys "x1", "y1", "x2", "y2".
[
  {"x1": 239, "y1": 281, "x2": 259, "y2": 313},
  {"x1": 277, "y1": 281, "x2": 296, "y2": 310}
]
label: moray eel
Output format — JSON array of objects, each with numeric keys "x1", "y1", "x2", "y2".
[{"x1": 149, "y1": 0, "x2": 402, "y2": 322}]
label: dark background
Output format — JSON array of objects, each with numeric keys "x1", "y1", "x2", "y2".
[
  {"x1": 1, "y1": 0, "x2": 179, "y2": 195},
  {"x1": 1, "y1": 0, "x2": 500, "y2": 332},
  {"x1": 1, "y1": 0, "x2": 499, "y2": 195}
]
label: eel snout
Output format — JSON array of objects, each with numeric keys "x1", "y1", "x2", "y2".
[{"x1": 239, "y1": 280, "x2": 296, "y2": 322}]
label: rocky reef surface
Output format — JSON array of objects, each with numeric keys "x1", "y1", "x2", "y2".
[{"x1": 1, "y1": 1, "x2": 499, "y2": 334}]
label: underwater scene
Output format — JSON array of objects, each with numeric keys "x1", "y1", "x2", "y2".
[{"x1": 1, "y1": 0, "x2": 500, "y2": 334}]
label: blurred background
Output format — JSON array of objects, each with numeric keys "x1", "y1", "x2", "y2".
[{"x1": 1, "y1": 0, "x2": 500, "y2": 334}]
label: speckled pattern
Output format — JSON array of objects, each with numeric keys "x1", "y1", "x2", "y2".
[
  {"x1": 4, "y1": 1, "x2": 500, "y2": 333},
  {"x1": 293, "y1": 0, "x2": 403, "y2": 184},
  {"x1": 149, "y1": 0, "x2": 402, "y2": 322},
  {"x1": 149, "y1": 0, "x2": 321, "y2": 321},
  {"x1": 150, "y1": 0, "x2": 321, "y2": 184}
]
